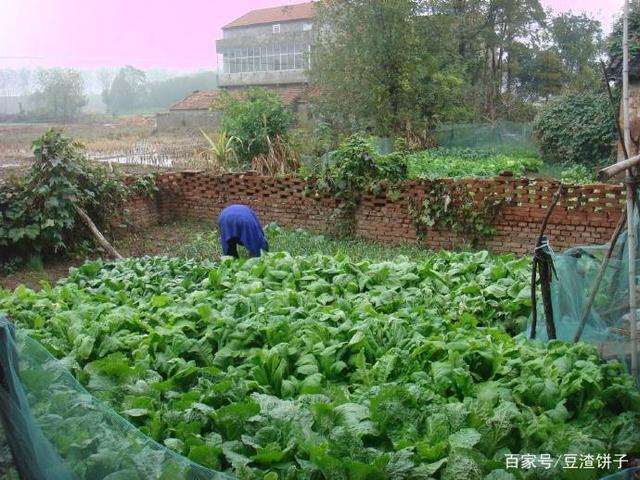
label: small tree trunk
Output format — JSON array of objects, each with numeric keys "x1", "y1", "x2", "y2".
[{"x1": 73, "y1": 205, "x2": 123, "y2": 260}]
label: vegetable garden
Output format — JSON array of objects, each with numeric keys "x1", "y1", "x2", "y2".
[
  {"x1": 1, "y1": 250, "x2": 639, "y2": 479},
  {"x1": 0, "y1": 122, "x2": 638, "y2": 479}
]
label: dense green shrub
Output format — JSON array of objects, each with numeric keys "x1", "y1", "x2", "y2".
[
  {"x1": 0, "y1": 129, "x2": 154, "y2": 268},
  {"x1": 533, "y1": 93, "x2": 616, "y2": 166},
  {"x1": 314, "y1": 134, "x2": 408, "y2": 204},
  {"x1": 213, "y1": 88, "x2": 294, "y2": 165}
]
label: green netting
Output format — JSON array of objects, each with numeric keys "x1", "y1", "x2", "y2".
[
  {"x1": 600, "y1": 467, "x2": 640, "y2": 479},
  {"x1": 528, "y1": 197, "x2": 640, "y2": 380},
  {"x1": 434, "y1": 121, "x2": 535, "y2": 150},
  {"x1": 0, "y1": 315, "x2": 232, "y2": 480}
]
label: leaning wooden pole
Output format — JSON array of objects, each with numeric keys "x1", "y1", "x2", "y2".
[
  {"x1": 73, "y1": 205, "x2": 123, "y2": 260},
  {"x1": 574, "y1": 213, "x2": 626, "y2": 343},
  {"x1": 623, "y1": 0, "x2": 639, "y2": 379}
]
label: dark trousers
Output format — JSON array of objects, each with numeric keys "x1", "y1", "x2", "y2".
[{"x1": 224, "y1": 238, "x2": 269, "y2": 258}]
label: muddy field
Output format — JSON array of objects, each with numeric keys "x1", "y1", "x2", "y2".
[{"x1": 0, "y1": 120, "x2": 211, "y2": 180}]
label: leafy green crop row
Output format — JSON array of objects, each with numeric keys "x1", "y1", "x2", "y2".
[
  {"x1": 1, "y1": 252, "x2": 639, "y2": 479},
  {"x1": 406, "y1": 148, "x2": 543, "y2": 179}
]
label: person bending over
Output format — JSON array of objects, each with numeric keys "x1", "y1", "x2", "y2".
[{"x1": 217, "y1": 204, "x2": 268, "y2": 258}]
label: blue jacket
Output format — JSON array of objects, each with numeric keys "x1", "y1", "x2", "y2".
[{"x1": 217, "y1": 204, "x2": 268, "y2": 257}]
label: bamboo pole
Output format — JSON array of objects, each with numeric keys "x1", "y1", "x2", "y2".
[
  {"x1": 623, "y1": 0, "x2": 639, "y2": 380},
  {"x1": 597, "y1": 153, "x2": 640, "y2": 181}
]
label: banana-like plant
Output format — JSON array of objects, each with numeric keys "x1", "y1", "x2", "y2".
[{"x1": 200, "y1": 129, "x2": 242, "y2": 171}]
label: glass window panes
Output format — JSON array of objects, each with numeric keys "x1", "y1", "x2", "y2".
[{"x1": 223, "y1": 44, "x2": 309, "y2": 73}]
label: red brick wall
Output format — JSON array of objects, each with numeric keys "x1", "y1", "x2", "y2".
[
  {"x1": 126, "y1": 171, "x2": 626, "y2": 256},
  {"x1": 112, "y1": 192, "x2": 160, "y2": 232}
]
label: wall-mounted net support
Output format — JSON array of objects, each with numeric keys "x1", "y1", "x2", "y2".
[
  {"x1": 0, "y1": 315, "x2": 233, "y2": 480},
  {"x1": 529, "y1": 195, "x2": 640, "y2": 383}
]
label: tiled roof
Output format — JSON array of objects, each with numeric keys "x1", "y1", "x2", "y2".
[
  {"x1": 275, "y1": 86, "x2": 307, "y2": 104},
  {"x1": 170, "y1": 87, "x2": 308, "y2": 111},
  {"x1": 223, "y1": 2, "x2": 316, "y2": 29},
  {"x1": 169, "y1": 91, "x2": 220, "y2": 111}
]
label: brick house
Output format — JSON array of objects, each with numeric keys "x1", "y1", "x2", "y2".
[
  {"x1": 156, "y1": 85, "x2": 312, "y2": 132},
  {"x1": 156, "y1": 91, "x2": 221, "y2": 131},
  {"x1": 157, "y1": 2, "x2": 316, "y2": 131},
  {"x1": 216, "y1": 2, "x2": 315, "y2": 93}
]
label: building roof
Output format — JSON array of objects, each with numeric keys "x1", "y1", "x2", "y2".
[
  {"x1": 169, "y1": 87, "x2": 308, "y2": 112},
  {"x1": 223, "y1": 2, "x2": 316, "y2": 29},
  {"x1": 275, "y1": 86, "x2": 307, "y2": 104},
  {"x1": 169, "y1": 91, "x2": 220, "y2": 111}
]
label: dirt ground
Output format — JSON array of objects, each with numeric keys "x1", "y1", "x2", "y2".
[{"x1": 0, "y1": 220, "x2": 214, "y2": 291}]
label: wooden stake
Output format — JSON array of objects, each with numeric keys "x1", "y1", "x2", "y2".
[
  {"x1": 539, "y1": 247, "x2": 556, "y2": 340},
  {"x1": 530, "y1": 184, "x2": 563, "y2": 340},
  {"x1": 73, "y1": 205, "x2": 123, "y2": 260},
  {"x1": 530, "y1": 259, "x2": 538, "y2": 339}
]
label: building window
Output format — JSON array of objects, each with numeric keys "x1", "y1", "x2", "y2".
[
  {"x1": 303, "y1": 22, "x2": 312, "y2": 31},
  {"x1": 223, "y1": 43, "x2": 311, "y2": 74},
  {"x1": 272, "y1": 24, "x2": 280, "y2": 33}
]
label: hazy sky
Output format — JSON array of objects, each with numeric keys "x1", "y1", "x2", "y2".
[{"x1": 0, "y1": 0, "x2": 624, "y2": 71}]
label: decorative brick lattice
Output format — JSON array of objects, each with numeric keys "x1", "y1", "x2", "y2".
[{"x1": 121, "y1": 171, "x2": 627, "y2": 256}]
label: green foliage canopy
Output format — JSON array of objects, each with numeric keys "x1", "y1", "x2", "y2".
[
  {"x1": 103, "y1": 66, "x2": 148, "y2": 114},
  {"x1": 311, "y1": 0, "x2": 469, "y2": 136},
  {"x1": 29, "y1": 69, "x2": 87, "y2": 121},
  {"x1": 310, "y1": 0, "x2": 605, "y2": 134},
  {"x1": 533, "y1": 93, "x2": 616, "y2": 166}
]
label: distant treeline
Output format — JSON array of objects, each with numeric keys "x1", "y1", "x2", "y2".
[{"x1": 0, "y1": 67, "x2": 217, "y2": 121}]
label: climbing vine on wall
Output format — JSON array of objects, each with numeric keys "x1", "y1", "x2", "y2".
[
  {"x1": 307, "y1": 134, "x2": 408, "y2": 236},
  {"x1": 409, "y1": 182, "x2": 510, "y2": 246}
]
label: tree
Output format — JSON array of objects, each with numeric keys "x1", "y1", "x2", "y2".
[
  {"x1": 514, "y1": 48, "x2": 566, "y2": 100},
  {"x1": 607, "y1": 0, "x2": 640, "y2": 81},
  {"x1": 549, "y1": 12, "x2": 602, "y2": 91},
  {"x1": 96, "y1": 68, "x2": 116, "y2": 103},
  {"x1": 103, "y1": 66, "x2": 148, "y2": 114},
  {"x1": 30, "y1": 69, "x2": 87, "y2": 121},
  {"x1": 426, "y1": 0, "x2": 546, "y2": 120},
  {"x1": 311, "y1": 0, "x2": 468, "y2": 137}
]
